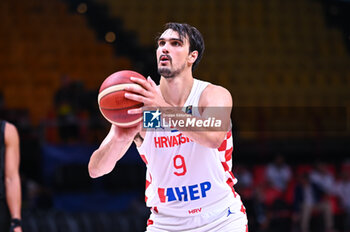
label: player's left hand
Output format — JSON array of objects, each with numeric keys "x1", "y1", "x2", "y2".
[{"x1": 124, "y1": 76, "x2": 169, "y2": 114}]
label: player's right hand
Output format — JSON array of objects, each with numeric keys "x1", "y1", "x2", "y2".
[{"x1": 112, "y1": 122, "x2": 142, "y2": 141}]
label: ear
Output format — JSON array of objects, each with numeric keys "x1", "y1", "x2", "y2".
[{"x1": 188, "y1": 50, "x2": 198, "y2": 65}]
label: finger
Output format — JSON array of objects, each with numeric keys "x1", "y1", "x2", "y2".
[
  {"x1": 130, "y1": 77, "x2": 152, "y2": 91},
  {"x1": 147, "y1": 76, "x2": 157, "y2": 88},
  {"x1": 124, "y1": 84, "x2": 150, "y2": 97},
  {"x1": 124, "y1": 92, "x2": 147, "y2": 103},
  {"x1": 127, "y1": 107, "x2": 143, "y2": 115}
]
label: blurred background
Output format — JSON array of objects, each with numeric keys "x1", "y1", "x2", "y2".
[{"x1": 0, "y1": 0, "x2": 350, "y2": 231}]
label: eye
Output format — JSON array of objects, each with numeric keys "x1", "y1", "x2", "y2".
[
  {"x1": 172, "y1": 41, "x2": 181, "y2": 46},
  {"x1": 158, "y1": 40, "x2": 165, "y2": 46}
]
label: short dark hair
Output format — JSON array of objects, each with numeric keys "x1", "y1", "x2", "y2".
[{"x1": 157, "y1": 22, "x2": 205, "y2": 71}]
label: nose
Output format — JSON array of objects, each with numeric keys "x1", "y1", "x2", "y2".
[
  {"x1": 162, "y1": 46, "x2": 169, "y2": 54},
  {"x1": 160, "y1": 42, "x2": 170, "y2": 54}
]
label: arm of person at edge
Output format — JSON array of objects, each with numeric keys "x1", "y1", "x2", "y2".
[
  {"x1": 125, "y1": 76, "x2": 233, "y2": 149},
  {"x1": 4, "y1": 122, "x2": 22, "y2": 232}
]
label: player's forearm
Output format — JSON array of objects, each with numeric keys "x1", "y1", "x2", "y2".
[
  {"x1": 88, "y1": 138, "x2": 132, "y2": 178},
  {"x1": 181, "y1": 130, "x2": 226, "y2": 148},
  {"x1": 5, "y1": 175, "x2": 22, "y2": 219}
]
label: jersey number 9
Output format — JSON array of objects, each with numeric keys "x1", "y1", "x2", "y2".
[{"x1": 173, "y1": 155, "x2": 187, "y2": 176}]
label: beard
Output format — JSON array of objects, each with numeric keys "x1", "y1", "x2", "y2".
[{"x1": 158, "y1": 63, "x2": 186, "y2": 79}]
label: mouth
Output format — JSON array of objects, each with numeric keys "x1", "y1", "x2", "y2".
[{"x1": 159, "y1": 55, "x2": 171, "y2": 65}]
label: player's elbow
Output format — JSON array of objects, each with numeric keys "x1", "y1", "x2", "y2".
[
  {"x1": 88, "y1": 164, "x2": 103, "y2": 179},
  {"x1": 207, "y1": 133, "x2": 226, "y2": 149},
  {"x1": 206, "y1": 137, "x2": 224, "y2": 149},
  {"x1": 208, "y1": 140, "x2": 222, "y2": 149},
  {"x1": 5, "y1": 175, "x2": 18, "y2": 185},
  {"x1": 88, "y1": 168, "x2": 99, "y2": 179}
]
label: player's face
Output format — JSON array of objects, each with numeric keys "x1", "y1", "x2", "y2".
[{"x1": 156, "y1": 29, "x2": 190, "y2": 78}]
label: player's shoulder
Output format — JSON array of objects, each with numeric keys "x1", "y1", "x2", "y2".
[
  {"x1": 200, "y1": 83, "x2": 232, "y2": 107},
  {"x1": 204, "y1": 83, "x2": 231, "y2": 97}
]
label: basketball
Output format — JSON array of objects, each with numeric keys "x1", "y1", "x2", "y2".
[{"x1": 98, "y1": 70, "x2": 146, "y2": 127}]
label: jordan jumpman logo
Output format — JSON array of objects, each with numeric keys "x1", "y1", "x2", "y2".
[{"x1": 227, "y1": 207, "x2": 234, "y2": 217}]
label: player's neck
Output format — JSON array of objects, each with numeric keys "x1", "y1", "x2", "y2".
[{"x1": 160, "y1": 72, "x2": 194, "y2": 107}]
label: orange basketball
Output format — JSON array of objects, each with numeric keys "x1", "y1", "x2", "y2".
[{"x1": 98, "y1": 70, "x2": 146, "y2": 127}]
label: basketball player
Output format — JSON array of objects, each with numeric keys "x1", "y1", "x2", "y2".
[
  {"x1": 89, "y1": 22, "x2": 248, "y2": 231},
  {"x1": 0, "y1": 121, "x2": 22, "y2": 232}
]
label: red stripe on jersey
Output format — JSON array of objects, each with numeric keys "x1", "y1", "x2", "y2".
[
  {"x1": 246, "y1": 224, "x2": 248, "y2": 232},
  {"x1": 147, "y1": 219, "x2": 154, "y2": 226},
  {"x1": 218, "y1": 139, "x2": 227, "y2": 152},
  {"x1": 146, "y1": 180, "x2": 151, "y2": 189},
  {"x1": 223, "y1": 163, "x2": 235, "y2": 179},
  {"x1": 241, "y1": 204, "x2": 246, "y2": 214},
  {"x1": 158, "y1": 188, "x2": 166, "y2": 203},
  {"x1": 227, "y1": 130, "x2": 232, "y2": 139},
  {"x1": 145, "y1": 175, "x2": 151, "y2": 203},
  {"x1": 221, "y1": 162, "x2": 230, "y2": 171},
  {"x1": 140, "y1": 154, "x2": 148, "y2": 165},
  {"x1": 226, "y1": 178, "x2": 237, "y2": 197},
  {"x1": 153, "y1": 206, "x2": 158, "y2": 213},
  {"x1": 229, "y1": 171, "x2": 235, "y2": 180},
  {"x1": 225, "y1": 147, "x2": 233, "y2": 161}
]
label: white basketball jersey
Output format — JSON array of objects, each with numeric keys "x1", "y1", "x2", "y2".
[{"x1": 137, "y1": 79, "x2": 241, "y2": 217}]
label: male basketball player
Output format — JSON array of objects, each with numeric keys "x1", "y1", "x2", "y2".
[
  {"x1": 0, "y1": 121, "x2": 22, "y2": 232},
  {"x1": 89, "y1": 23, "x2": 248, "y2": 231}
]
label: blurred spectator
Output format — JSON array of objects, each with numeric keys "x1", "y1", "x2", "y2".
[
  {"x1": 53, "y1": 75, "x2": 106, "y2": 144},
  {"x1": 252, "y1": 184, "x2": 271, "y2": 231},
  {"x1": 84, "y1": 89, "x2": 108, "y2": 144},
  {"x1": 253, "y1": 180, "x2": 289, "y2": 232},
  {"x1": 235, "y1": 165, "x2": 254, "y2": 205},
  {"x1": 334, "y1": 170, "x2": 350, "y2": 232},
  {"x1": 54, "y1": 75, "x2": 86, "y2": 143},
  {"x1": 235, "y1": 165, "x2": 253, "y2": 189},
  {"x1": 309, "y1": 161, "x2": 335, "y2": 195},
  {"x1": 293, "y1": 173, "x2": 334, "y2": 232},
  {"x1": 266, "y1": 154, "x2": 292, "y2": 192}
]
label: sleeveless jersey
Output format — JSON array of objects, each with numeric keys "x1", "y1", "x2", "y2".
[
  {"x1": 0, "y1": 121, "x2": 6, "y2": 199},
  {"x1": 137, "y1": 79, "x2": 240, "y2": 217}
]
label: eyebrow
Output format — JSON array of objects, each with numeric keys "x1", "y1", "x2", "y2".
[{"x1": 158, "y1": 37, "x2": 184, "y2": 43}]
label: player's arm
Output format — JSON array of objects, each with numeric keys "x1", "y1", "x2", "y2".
[
  {"x1": 88, "y1": 124, "x2": 141, "y2": 178},
  {"x1": 158, "y1": 84, "x2": 232, "y2": 148},
  {"x1": 4, "y1": 122, "x2": 22, "y2": 227},
  {"x1": 179, "y1": 84, "x2": 232, "y2": 148}
]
